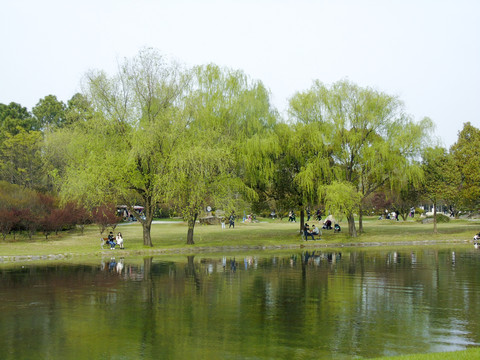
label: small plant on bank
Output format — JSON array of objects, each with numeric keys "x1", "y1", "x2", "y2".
[
  {"x1": 414, "y1": 208, "x2": 424, "y2": 218},
  {"x1": 418, "y1": 213, "x2": 450, "y2": 224}
]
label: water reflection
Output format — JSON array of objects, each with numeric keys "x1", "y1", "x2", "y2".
[
  {"x1": 301, "y1": 250, "x2": 342, "y2": 265},
  {"x1": 0, "y1": 248, "x2": 479, "y2": 359}
]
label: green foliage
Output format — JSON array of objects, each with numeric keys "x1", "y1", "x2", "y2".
[
  {"x1": 0, "y1": 102, "x2": 38, "y2": 135},
  {"x1": 32, "y1": 95, "x2": 67, "y2": 130},
  {"x1": 4, "y1": 53, "x2": 474, "y2": 244},
  {"x1": 421, "y1": 146, "x2": 453, "y2": 232},
  {"x1": 421, "y1": 147, "x2": 455, "y2": 201},
  {"x1": 415, "y1": 207, "x2": 424, "y2": 216},
  {"x1": 188, "y1": 64, "x2": 279, "y2": 187},
  {"x1": 420, "y1": 213, "x2": 450, "y2": 224},
  {"x1": 52, "y1": 49, "x2": 206, "y2": 245},
  {"x1": 65, "y1": 93, "x2": 93, "y2": 125},
  {"x1": 0, "y1": 128, "x2": 44, "y2": 189},
  {"x1": 321, "y1": 181, "x2": 361, "y2": 221},
  {"x1": 0, "y1": 181, "x2": 37, "y2": 209},
  {"x1": 288, "y1": 79, "x2": 430, "y2": 236},
  {"x1": 264, "y1": 123, "x2": 302, "y2": 216},
  {"x1": 433, "y1": 213, "x2": 450, "y2": 223},
  {"x1": 388, "y1": 181, "x2": 423, "y2": 220},
  {"x1": 450, "y1": 122, "x2": 480, "y2": 211},
  {"x1": 162, "y1": 64, "x2": 276, "y2": 243}
]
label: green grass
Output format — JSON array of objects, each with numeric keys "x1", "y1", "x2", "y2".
[
  {"x1": 371, "y1": 347, "x2": 480, "y2": 359},
  {"x1": 0, "y1": 217, "x2": 477, "y2": 259}
]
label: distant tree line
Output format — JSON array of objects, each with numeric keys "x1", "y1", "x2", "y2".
[{"x1": 1, "y1": 48, "x2": 479, "y2": 244}]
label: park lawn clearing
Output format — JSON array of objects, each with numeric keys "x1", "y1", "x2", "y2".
[{"x1": 0, "y1": 217, "x2": 478, "y2": 260}]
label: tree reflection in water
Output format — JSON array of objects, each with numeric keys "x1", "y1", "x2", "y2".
[{"x1": 0, "y1": 248, "x2": 479, "y2": 359}]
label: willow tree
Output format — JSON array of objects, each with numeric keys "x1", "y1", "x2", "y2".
[
  {"x1": 285, "y1": 89, "x2": 334, "y2": 231},
  {"x1": 322, "y1": 181, "x2": 361, "y2": 231},
  {"x1": 167, "y1": 143, "x2": 241, "y2": 245},
  {"x1": 189, "y1": 65, "x2": 278, "y2": 189},
  {"x1": 167, "y1": 64, "x2": 277, "y2": 244},
  {"x1": 289, "y1": 80, "x2": 431, "y2": 237},
  {"x1": 54, "y1": 49, "x2": 190, "y2": 246}
]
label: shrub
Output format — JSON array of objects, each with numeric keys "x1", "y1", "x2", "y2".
[
  {"x1": 415, "y1": 207, "x2": 424, "y2": 217},
  {"x1": 421, "y1": 213, "x2": 450, "y2": 224},
  {"x1": 435, "y1": 213, "x2": 450, "y2": 223}
]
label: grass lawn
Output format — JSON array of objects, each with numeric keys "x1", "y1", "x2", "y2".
[{"x1": 0, "y1": 216, "x2": 478, "y2": 259}]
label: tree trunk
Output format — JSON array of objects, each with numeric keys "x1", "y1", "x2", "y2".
[
  {"x1": 187, "y1": 213, "x2": 198, "y2": 245},
  {"x1": 347, "y1": 213, "x2": 357, "y2": 237},
  {"x1": 358, "y1": 204, "x2": 364, "y2": 233},
  {"x1": 129, "y1": 199, "x2": 154, "y2": 247},
  {"x1": 300, "y1": 208, "x2": 305, "y2": 234},
  {"x1": 433, "y1": 201, "x2": 437, "y2": 234},
  {"x1": 142, "y1": 221, "x2": 153, "y2": 247}
]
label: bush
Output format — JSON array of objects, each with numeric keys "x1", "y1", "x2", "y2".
[
  {"x1": 421, "y1": 213, "x2": 450, "y2": 224},
  {"x1": 435, "y1": 213, "x2": 451, "y2": 223},
  {"x1": 415, "y1": 207, "x2": 424, "y2": 216}
]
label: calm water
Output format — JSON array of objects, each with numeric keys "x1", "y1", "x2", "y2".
[{"x1": 1, "y1": 248, "x2": 480, "y2": 359}]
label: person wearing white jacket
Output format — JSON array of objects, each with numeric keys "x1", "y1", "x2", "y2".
[{"x1": 116, "y1": 232, "x2": 124, "y2": 249}]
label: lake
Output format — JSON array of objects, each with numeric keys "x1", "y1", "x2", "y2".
[{"x1": 1, "y1": 247, "x2": 479, "y2": 359}]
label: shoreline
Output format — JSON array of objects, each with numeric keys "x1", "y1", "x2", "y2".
[{"x1": 0, "y1": 238, "x2": 472, "y2": 265}]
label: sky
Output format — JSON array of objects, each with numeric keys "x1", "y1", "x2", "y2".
[{"x1": 1, "y1": 0, "x2": 479, "y2": 148}]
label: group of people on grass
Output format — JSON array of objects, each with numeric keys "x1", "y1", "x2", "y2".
[
  {"x1": 106, "y1": 231, "x2": 124, "y2": 249},
  {"x1": 291, "y1": 209, "x2": 323, "y2": 223},
  {"x1": 305, "y1": 209, "x2": 323, "y2": 222},
  {"x1": 303, "y1": 223, "x2": 321, "y2": 240},
  {"x1": 221, "y1": 213, "x2": 236, "y2": 229},
  {"x1": 288, "y1": 211, "x2": 296, "y2": 222},
  {"x1": 304, "y1": 219, "x2": 341, "y2": 240},
  {"x1": 322, "y1": 219, "x2": 341, "y2": 232}
]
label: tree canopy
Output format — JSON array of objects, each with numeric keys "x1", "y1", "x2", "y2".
[
  {"x1": 3, "y1": 48, "x2": 476, "y2": 243},
  {"x1": 450, "y1": 122, "x2": 480, "y2": 212},
  {"x1": 165, "y1": 64, "x2": 276, "y2": 244},
  {"x1": 52, "y1": 48, "x2": 190, "y2": 246},
  {"x1": 288, "y1": 80, "x2": 431, "y2": 236}
]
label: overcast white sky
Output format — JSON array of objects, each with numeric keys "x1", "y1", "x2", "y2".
[{"x1": 1, "y1": 0, "x2": 479, "y2": 148}]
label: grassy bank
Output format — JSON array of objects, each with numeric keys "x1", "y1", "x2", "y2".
[
  {"x1": 372, "y1": 347, "x2": 480, "y2": 359},
  {"x1": 0, "y1": 217, "x2": 478, "y2": 260}
]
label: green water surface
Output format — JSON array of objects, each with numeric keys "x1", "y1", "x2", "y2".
[{"x1": 1, "y1": 248, "x2": 479, "y2": 359}]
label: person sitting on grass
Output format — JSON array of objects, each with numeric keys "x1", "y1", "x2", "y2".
[
  {"x1": 323, "y1": 219, "x2": 332, "y2": 230},
  {"x1": 311, "y1": 225, "x2": 320, "y2": 238}
]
